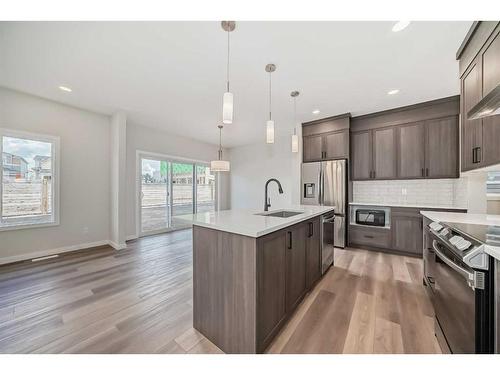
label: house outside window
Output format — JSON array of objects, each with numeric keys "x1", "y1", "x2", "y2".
[{"x1": 0, "y1": 129, "x2": 60, "y2": 230}]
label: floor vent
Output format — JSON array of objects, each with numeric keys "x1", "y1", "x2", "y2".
[{"x1": 32, "y1": 254, "x2": 59, "y2": 262}]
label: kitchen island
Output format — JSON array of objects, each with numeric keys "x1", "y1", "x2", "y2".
[{"x1": 178, "y1": 205, "x2": 335, "y2": 353}]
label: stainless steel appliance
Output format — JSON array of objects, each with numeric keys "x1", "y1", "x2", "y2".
[
  {"x1": 423, "y1": 221, "x2": 494, "y2": 353},
  {"x1": 301, "y1": 160, "x2": 347, "y2": 249},
  {"x1": 321, "y1": 212, "x2": 335, "y2": 274},
  {"x1": 355, "y1": 209, "x2": 386, "y2": 227}
]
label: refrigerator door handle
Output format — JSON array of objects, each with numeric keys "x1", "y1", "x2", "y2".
[{"x1": 318, "y1": 163, "x2": 323, "y2": 205}]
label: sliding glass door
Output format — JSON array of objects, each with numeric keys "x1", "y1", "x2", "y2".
[
  {"x1": 139, "y1": 154, "x2": 216, "y2": 236},
  {"x1": 140, "y1": 158, "x2": 170, "y2": 233}
]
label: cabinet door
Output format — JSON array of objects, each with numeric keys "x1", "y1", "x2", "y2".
[
  {"x1": 351, "y1": 131, "x2": 372, "y2": 180},
  {"x1": 481, "y1": 31, "x2": 500, "y2": 167},
  {"x1": 324, "y1": 130, "x2": 348, "y2": 160},
  {"x1": 373, "y1": 127, "x2": 397, "y2": 179},
  {"x1": 425, "y1": 116, "x2": 459, "y2": 178},
  {"x1": 461, "y1": 61, "x2": 483, "y2": 171},
  {"x1": 305, "y1": 218, "x2": 321, "y2": 289},
  {"x1": 257, "y1": 230, "x2": 287, "y2": 351},
  {"x1": 303, "y1": 135, "x2": 323, "y2": 162},
  {"x1": 391, "y1": 215, "x2": 423, "y2": 255},
  {"x1": 482, "y1": 29, "x2": 500, "y2": 96},
  {"x1": 397, "y1": 122, "x2": 426, "y2": 179},
  {"x1": 286, "y1": 223, "x2": 307, "y2": 313}
]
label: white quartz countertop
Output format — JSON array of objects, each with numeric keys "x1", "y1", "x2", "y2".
[
  {"x1": 350, "y1": 202, "x2": 467, "y2": 210},
  {"x1": 420, "y1": 210, "x2": 500, "y2": 260},
  {"x1": 176, "y1": 205, "x2": 335, "y2": 238},
  {"x1": 420, "y1": 211, "x2": 500, "y2": 226}
]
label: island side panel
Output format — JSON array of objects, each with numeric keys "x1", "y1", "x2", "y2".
[{"x1": 193, "y1": 225, "x2": 257, "y2": 353}]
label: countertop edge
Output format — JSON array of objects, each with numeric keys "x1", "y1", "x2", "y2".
[{"x1": 187, "y1": 208, "x2": 335, "y2": 238}]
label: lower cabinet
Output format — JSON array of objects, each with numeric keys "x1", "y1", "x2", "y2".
[
  {"x1": 349, "y1": 207, "x2": 466, "y2": 256},
  {"x1": 256, "y1": 215, "x2": 323, "y2": 352},
  {"x1": 285, "y1": 222, "x2": 308, "y2": 313},
  {"x1": 391, "y1": 211, "x2": 423, "y2": 255},
  {"x1": 305, "y1": 218, "x2": 321, "y2": 289}
]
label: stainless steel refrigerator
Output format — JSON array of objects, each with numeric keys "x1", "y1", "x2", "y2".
[{"x1": 301, "y1": 159, "x2": 347, "y2": 248}]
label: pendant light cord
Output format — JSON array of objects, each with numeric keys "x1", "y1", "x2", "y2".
[
  {"x1": 218, "y1": 125, "x2": 223, "y2": 160},
  {"x1": 293, "y1": 96, "x2": 297, "y2": 135},
  {"x1": 269, "y1": 71, "x2": 272, "y2": 121},
  {"x1": 226, "y1": 30, "x2": 230, "y2": 92}
]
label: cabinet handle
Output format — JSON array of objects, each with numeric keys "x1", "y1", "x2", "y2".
[
  {"x1": 477, "y1": 147, "x2": 482, "y2": 163},
  {"x1": 287, "y1": 231, "x2": 292, "y2": 249},
  {"x1": 426, "y1": 168, "x2": 429, "y2": 177},
  {"x1": 421, "y1": 168, "x2": 424, "y2": 177},
  {"x1": 473, "y1": 147, "x2": 477, "y2": 163},
  {"x1": 373, "y1": 171, "x2": 376, "y2": 179},
  {"x1": 308, "y1": 222, "x2": 313, "y2": 237},
  {"x1": 364, "y1": 235, "x2": 374, "y2": 239}
]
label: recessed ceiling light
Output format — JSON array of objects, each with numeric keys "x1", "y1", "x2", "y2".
[
  {"x1": 312, "y1": 109, "x2": 320, "y2": 114},
  {"x1": 58, "y1": 86, "x2": 72, "y2": 92},
  {"x1": 392, "y1": 21, "x2": 410, "y2": 32},
  {"x1": 387, "y1": 89, "x2": 400, "y2": 95}
]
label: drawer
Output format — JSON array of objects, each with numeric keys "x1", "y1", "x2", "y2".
[{"x1": 349, "y1": 226, "x2": 391, "y2": 248}]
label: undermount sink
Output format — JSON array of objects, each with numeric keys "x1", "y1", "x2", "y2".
[{"x1": 255, "y1": 210, "x2": 304, "y2": 218}]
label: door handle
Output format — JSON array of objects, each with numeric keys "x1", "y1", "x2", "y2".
[
  {"x1": 287, "y1": 231, "x2": 292, "y2": 249},
  {"x1": 432, "y1": 240, "x2": 482, "y2": 289}
]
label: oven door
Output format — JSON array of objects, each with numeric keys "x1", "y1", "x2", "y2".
[{"x1": 430, "y1": 237, "x2": 476, "y2": 353}]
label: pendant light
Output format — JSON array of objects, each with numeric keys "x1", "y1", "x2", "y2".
[
  {"x1": 291, "y1": 91, "x2": 300, "y2": 153},
  {"x1": 265, "y1": 63, "x2": 276, "y2": 144},
  {"x1": 210, "y1": 125, "x2": 230, "y2": 172},
  {"x1": 221, "y1": 21, "x2": 235, "y2": 124}
]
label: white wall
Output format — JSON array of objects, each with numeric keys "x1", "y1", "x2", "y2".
[
  {"x1": 0, "y1": 88, "x2": 111, "y2": 261},
  {"x1": 125, "y1": 122, "x2": 231, "y2": 238},
  {"x1": 229, "y1": 132, "x2": 301, "y2": 210}
]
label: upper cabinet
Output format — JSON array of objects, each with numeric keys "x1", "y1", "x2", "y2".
[
  {"x1": 302, "y1": 114, "x2": 350, "y2": 162},
  {"x1": 350, "y1": 97, "x2": 460, "y2": 181},
  {"x1": 457, "y1": 22, "x2": 500, "y2": 172}
]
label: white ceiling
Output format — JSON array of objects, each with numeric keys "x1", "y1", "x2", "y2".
[{"x1": 0, "y1": 21, "x2": 472, "y2": 147}]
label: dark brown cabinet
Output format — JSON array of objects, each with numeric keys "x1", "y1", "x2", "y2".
[
  {"x1": 303, "y1": 129, "x2": 349, "y2": 162},
  {"x1": 302, "y1": 114, "x2": 350, "y2": 163},
  {"x1": 256, "y1": 230, "x2": 287, "y2": 351},
  {"x1": 285, "y1": 222, "x2": 308, "y2": 313},
  {"x1": 458, "y1": 22, "x2": 500, "y2": 172},
  {"x1": 303, "y1": 134, "x2": 323, "y2": 162},
  {"x1": 426, "y1": 116, "x2": 459, "y2": 178},
  {"x1": 305, "y1": 217, "x2": 321, "y2": 289},
  {"x1": 255, "y1": 215, "x2": 323, "y2": 352},
  {"x1": 351, "y1": 131, "x2": 372, "y2": 180},
  {"x1": 391, "y1": 210, "x2": 423, "y2": 255},
  {"x1": 397, "y1": 122, "x2": 426, "y2": 179}
]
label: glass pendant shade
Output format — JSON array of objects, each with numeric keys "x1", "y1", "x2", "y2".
[
  {"x1": 222, "y1": 91, "x2": 233, "y2": 124},
  {"x1": 291, "y1": 133, "x2": 299, "y2": 153},
  {"x1": 211, "y1": 159, "x2": 230, "y2": 172},
  {"x1": 266, "y1": 120, "x2": 275, "y2": 144}
]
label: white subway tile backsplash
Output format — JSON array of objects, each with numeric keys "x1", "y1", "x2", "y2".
[{"x1": 353, "y1": 177, "x2": 469, "y2": 208}]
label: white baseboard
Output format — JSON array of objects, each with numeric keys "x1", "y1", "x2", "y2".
[
  {"x1": 0, "y1": 240, "x2": 110, "y2": 266},
  {"x1": 108, "y1": 240, "x2": 127, "y2": 250}
]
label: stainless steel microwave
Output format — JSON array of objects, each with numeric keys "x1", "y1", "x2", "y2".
[{"x1": 355, "y1": 209, "x2": 386, "y2": 227}]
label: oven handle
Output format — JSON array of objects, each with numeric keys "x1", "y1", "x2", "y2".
[{"x1": 432, "y1": 240, "x2": 481, "y2": 290}]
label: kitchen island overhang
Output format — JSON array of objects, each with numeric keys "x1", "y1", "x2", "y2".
[{"x1": 177, "y1": 205, "x2": 335, "y2": 353}]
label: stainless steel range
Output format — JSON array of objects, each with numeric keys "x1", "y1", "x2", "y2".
[{"x1": 423, "y1": 221, "x2": 495, "y2": 353}]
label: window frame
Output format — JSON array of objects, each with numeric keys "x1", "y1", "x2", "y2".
[{"x1": 0, "y1": 128, "x2": 60, "y2": 231}]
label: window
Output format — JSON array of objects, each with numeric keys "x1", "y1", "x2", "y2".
[
  {"x1": 0, "y1": 129, "x2": 59, "y2": 230},
  {"x1": 487, "y1": 172, "x2": 500, "y2": 198}
]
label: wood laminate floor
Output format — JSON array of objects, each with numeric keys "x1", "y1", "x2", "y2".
[{"x1": 0, "y1": 230, "x2": 440, "y2": 354}]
